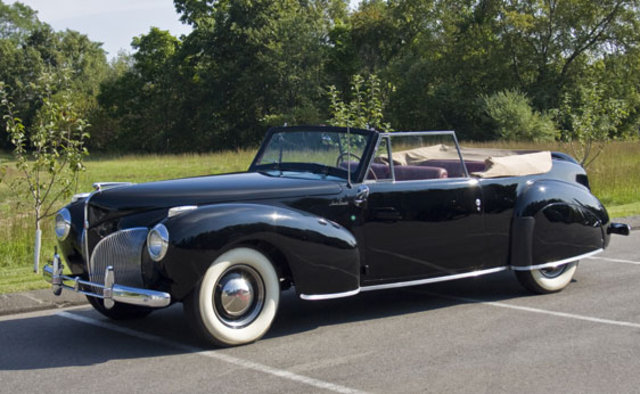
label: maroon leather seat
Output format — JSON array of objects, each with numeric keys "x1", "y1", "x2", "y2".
[
  {"x1": 421, "y1": 160, "x2": 485, "y2": 177},
  {"x1": 464, "y1": 160, "x2": 486, "y2": 174},
  {"x1": 368, "y1": 162, "x2": 391, "y2": 179},
  {"x1": 394, "y1": 165, "x2": 448, "y2": 181},
  {"x1": 342, "y1": 162, "x2": 391, "y2": 180}
]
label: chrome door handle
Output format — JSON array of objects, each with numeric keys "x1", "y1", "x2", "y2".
[{"x1": 354, "y1": 185, "x2": 370, "y2": 207}]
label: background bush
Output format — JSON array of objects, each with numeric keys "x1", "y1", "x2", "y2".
[{"x1": 481, "y1": 90, "x2": 559, "y2": 142}]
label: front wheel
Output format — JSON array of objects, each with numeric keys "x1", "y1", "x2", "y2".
[
  {"x1": 184, "y1": 247, "x2": 280, "y2": 347},
  {"x1": 515, "y1": 261, "x2": 578, "y2": 294}
]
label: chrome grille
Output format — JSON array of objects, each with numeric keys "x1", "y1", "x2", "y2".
[{"x1": 89, "y1": 227, "x2": 148, "y2": 288}]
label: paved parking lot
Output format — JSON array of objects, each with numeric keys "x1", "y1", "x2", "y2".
[{"x1": 1, "y1": 231, "x2": 639, "y2": 393}]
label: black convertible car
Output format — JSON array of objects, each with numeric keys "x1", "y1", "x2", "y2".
[{"x1": 45, "y1": 125, "x2": 629, "y2": 346}]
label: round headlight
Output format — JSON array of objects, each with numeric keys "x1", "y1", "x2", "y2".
[
  {"x1": 147, "y1": 224, "x2": 169, "y2": 262},
  {"x1": 55, "y1": 208, "x2": 71, "y2": 241}
]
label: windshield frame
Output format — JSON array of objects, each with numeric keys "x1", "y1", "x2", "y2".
[{"x1": 249, "y1": 125, "x2": 379, "y2": 183}]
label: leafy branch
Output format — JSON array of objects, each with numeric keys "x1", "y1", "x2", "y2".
[
  {"x1": 0, "y1": 71, "x2": 90, "y2": 272},
  {"x1": 328, "y1": 74, "x2": 394, "y2": 132},
  {"x1": 559, "y1": 83, "x2": 628, "y2": 168}
]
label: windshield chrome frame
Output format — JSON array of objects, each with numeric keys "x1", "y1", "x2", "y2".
[{"x1": 249, "y1": 125, "x2": 378, "y2": 184}]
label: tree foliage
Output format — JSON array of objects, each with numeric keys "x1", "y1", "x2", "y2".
[
  {"x1": 328, "y1": 74, "x2": 393, "y2": 132},
  {"x1": 482, "y1": 90, "x2": 558, "y2": 142},
  {"x1": 0, "y1": 0, "x2": 107, "y2": 150},
  {"x1": 559, "y1": 83, "x2": 629, "y2": 167},
  {"x1": 0, "y1": 72, "x2": 89, "y2": 271},
  {"x1": 3, "y1": 0, "x2": 640, "y2": 158}
]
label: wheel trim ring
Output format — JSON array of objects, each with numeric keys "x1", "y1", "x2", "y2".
[
  {"x1": 539, "y1": 264, "x2": 569, "y2": 279},
  {"x1": 212, "y1": 264, "x2": 265, "y2": 329}
]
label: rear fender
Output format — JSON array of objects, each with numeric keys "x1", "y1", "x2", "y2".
[
  {"x1": 156, "y1": 203, "x2": 360, "y2": 300},
  {"x1": 510, "y1": 180, "x2": 609, "y2": 269}
]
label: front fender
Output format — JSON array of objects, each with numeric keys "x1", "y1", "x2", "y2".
[
  {"x1": 154, "y1": 203, "x2": 360, "y2": 300},
  {"x1": 510, "y1": 179, "x2": 609, "y2": 268}
]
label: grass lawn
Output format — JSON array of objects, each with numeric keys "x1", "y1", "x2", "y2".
[{"x1": 0, "y1": 141, "x2": 638, "y2": 294}]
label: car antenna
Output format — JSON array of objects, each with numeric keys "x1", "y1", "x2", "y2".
[{"x1": 347, "y1": 126, "x2": 352, "y2": 188}]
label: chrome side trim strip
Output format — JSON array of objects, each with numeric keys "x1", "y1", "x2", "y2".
[
  {"x1": 510, "y1": 248, "x2": 604, "y2": 271},
  {"x1": 299, "y1": 250, "x2": 604, "y2": 301},
  {"x1": 300, "y1": 266, "x2": 511, "y2": 300},
  {"x1": 360, "y1": 266, "x2": 509, "y2": 292},
  {"x1": 300, "y1": 288, "x2": 361, "y2": 301}
]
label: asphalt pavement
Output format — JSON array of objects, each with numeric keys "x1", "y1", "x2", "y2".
[{"x1": 1, "y1": 227, "x2": 639, "y2": 393}]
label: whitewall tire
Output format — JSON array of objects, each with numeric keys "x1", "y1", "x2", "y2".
[
  {"x1": 185, "y1": 247, "x2": 280, "y2": 346},
  {"x1": 515, "y1": 261, "x2": 578, "y2": 294}
]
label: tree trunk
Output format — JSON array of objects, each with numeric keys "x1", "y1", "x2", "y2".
[{"x1": 33, "y1": 219, "x2": 41, "y2": 274}]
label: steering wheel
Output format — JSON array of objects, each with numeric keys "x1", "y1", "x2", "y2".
[
  {"x1": 335, "y1": 152, "x2": 361, "y2": 167},
  {"x1": 335, "y1": 152, "x2": 377, "y2": 180}
]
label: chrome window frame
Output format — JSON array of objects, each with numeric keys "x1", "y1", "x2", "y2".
[{"x1": 364, "y1": 130, "x2": 470, "y2": 184}]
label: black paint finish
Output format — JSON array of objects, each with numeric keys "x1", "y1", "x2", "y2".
[
  {"x1": 361, "y1": 178, "x2": 484, "y2": 284},
  {"x1": 154, "y1": 203, "x2": 359, "y2": 299},
  {"x1": 54, "y1": 126, "x2": 619, "y2": 303}
]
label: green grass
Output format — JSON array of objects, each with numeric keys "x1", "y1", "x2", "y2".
[
  {"x1": 0, "y1": 150, "x2": 256, "y2": 294},
  {"x1": 0, "y1": 141, "x2": 638, "y2": 294},
  {"x1": 607, "y1": 202, "x2": 640, "y2": 219}
]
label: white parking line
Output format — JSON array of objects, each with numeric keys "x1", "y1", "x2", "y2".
[
  {"x1": 585, "y1": 256, "x2": 640, "y2": 265},
  {"x1": 57, "y1": 311, "x2": 367, "y2": 394},
  {"x1": 418, "y1": 292, "x2": 640, "y2": 330}
]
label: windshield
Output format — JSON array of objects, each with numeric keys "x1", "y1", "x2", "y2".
[{"x1": 251, "y1": 128, "x2": 373, "y2": 180}]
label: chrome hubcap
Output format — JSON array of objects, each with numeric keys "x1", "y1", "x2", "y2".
[
  {"x1": 540, "y1": 264, "x2": 568, "y2": 279},
  {"x1": 220, "y1": 274, "x2": 254, "y2": 317},
  {"x1": 213, "y1": 265, "x2": 265, "y2": 328}
]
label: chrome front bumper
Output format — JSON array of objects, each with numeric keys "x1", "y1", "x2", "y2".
[{"x1": 43, "y1": 253, "x2": 171, "y2": 309}]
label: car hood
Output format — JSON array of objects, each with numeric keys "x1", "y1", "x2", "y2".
[{"x1": 87, "y1": 171, "x2": 343, "y2": 225}]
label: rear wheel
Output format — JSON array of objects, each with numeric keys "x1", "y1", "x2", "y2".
[
  {"x1": 515, "y1": 261, "x2": 578, "y2": 294},
  {"x1": 184, "y1": 247, "x2": 280, "y2": 347},
  {"x1": 86, "y1": 296, "x2": 153, "y2": 320}
]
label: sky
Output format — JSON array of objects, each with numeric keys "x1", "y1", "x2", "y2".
[
  {"x1": 10, "y1": 0, "x2": 362, "y2": 61},
  {"x1": 9, "y1": 0, "x2": 192, "y2": 60}
]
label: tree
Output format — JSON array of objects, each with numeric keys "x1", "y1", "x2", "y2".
[
  {"x1": 328, "y1": 74, "x2": 393, "y2": 132},
  {"x1": 558, "y1": 83, "x2": 628, "y2": 167},
  {"x1": 0, "y1": 72, "x2": 89, "y2": 273},
  {"x1": 498, "y1": 0, "x2": 640, "y2": 109},
  {"x1": 171, "y1": 0, "x2": 345, "y2": 150},
  {"x1": 379, "y1": 0, "x2": 514, "y2": 138},
  {"x1": 0, "y1": 1, "x2": 108, "y2": 150},
  {"x1": 97, "y1": 28, "x2": 181, "y2": 152}
]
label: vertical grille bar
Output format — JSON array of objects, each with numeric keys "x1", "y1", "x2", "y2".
[{"x1": 89, "y1": 227, "x2": 148, "y2": 288}]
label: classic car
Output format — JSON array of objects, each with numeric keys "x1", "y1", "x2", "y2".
[{"x1": 45, "y1": 125, "x2": 630, "y2": 346}]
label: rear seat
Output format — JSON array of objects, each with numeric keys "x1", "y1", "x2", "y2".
[
  {"x1": 348, "y1": 161, "x2": 454, "y2": 181},
  {"x1": 421, "y1": 159, "x2": 485, "y2": 177},
  {"x1": 368, "y1": 162, "x2": 391, "y2": 179},
  {"x1": 394, "y1": 165, "x2": 448, "y2": 181}
]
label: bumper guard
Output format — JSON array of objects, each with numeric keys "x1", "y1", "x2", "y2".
[{"x1": 43, "y1": 252, "x2": 171, "y2": 309}]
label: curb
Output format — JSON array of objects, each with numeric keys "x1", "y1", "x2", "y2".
[{"x1": 0, "y1": 288, "x2": 87, "y2": 317}]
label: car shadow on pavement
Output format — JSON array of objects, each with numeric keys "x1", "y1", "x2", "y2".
[
  {"x1": 266, "y1": 270, "x2": 534, "y2": 340},
  {"x1": 0, "y1": 270, "x2": 555, "y2": 371}
]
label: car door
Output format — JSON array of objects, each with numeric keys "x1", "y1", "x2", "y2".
[{"x1": 358, "y1": 133, "x2": 489, "y2": 285}]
